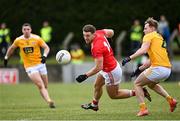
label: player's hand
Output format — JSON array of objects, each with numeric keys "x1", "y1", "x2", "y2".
[
  {"x1": 122, "y1": 56, "x2": 131, "y2": 66},
  {"x1": 4, "y1": 58, "x2": 8, "y2": 67},
  {"x1": 41, "y1": 56, "x2": 46, "y2": 64},
  {"x1": 76, "y1": 74, "x2": 88, "y2": 83},
  {"x1": 131, "y1": 68, "x2": 142, "y2": 77}
]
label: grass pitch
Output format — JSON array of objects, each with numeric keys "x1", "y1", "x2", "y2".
[{"x1": 0, "y1": 82, "x2": 179, "y2": 120}]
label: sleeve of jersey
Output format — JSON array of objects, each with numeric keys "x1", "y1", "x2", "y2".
[
  {"x1": 38, "y1": 37, "x2": 46, "y2": 46},
  {"x1": 96, "y1": 30, "x2": 106, "y2": 35},
  {"x1": 92, "y1": 47, "x2": 103, "y2": 58},
  {"x1": 143, "y1": 33, "x2": 153, "y2": 43},
  {"x1": 13, "y1": 39, "x2": 19, "y2": 46}
]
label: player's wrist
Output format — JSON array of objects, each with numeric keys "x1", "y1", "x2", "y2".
[
  {"x1": 85, "y1": 73, "x2": 89, "y2": 77},
  {"x1": 4, "y1": 55, "x2": 8, "y2": 60},
  {"x1": 43, "y1": 53, "x2": 47, "y2": 57}
]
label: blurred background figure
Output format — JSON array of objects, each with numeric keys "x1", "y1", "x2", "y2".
[
  {"x1": 70, "y1": 43, "x2": 85, "y2": 64},
  {"x1": 130, "y1": 19, "x2": 143, "y2": 54},
  {"x1": 40, "y1": 21, "x2": 52, "y2": 45},
  {"x1": 170, "y1": 23, "x2": 180, "y2": 57},
  {"x1": 177, "y1": 23, "x2": 180, "y2": 48},
  {"x1": 130, "y1": 19, "x2": 144, "y2": 72},
  {"x1": 158, "y1": 15, "x2": 172, "y2": 57},
  {"x1": 0, "y1": 23, "x2": 11, "y2": 59}
]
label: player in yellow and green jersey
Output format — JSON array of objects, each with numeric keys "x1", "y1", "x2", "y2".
[
  {"x1": 122, "y1": 17, "x2": 177, "y2": 116},
  {"x1": 4, "y1": 23, "x2": 55, "y2": 108}
]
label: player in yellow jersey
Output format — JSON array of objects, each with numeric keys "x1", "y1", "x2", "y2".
[
  {"x1": 122, "y1": 18, "x2": 177, "y2": 116},
  {"x1": 4, "y1": 23, "x2": 55, "y2": 108}
]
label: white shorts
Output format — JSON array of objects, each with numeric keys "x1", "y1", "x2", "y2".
[
  {"x1": 25, "y1": 64, "x2": 47, "y2": 75},
  {"x1": 143, "y1": 66, "x2": 171, "y2": 82},
  {"x1": 99, "y1": 63, "x2": 122, "y2": 86}
]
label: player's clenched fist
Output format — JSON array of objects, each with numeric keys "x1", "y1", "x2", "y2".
[
  {"x1": 4, "y1": 59, "x2": 8, "y2": 67},
  {"x1": 41, "y1": 56, "x2": 46, "y2": 64},
  {"x1": 76, "y1": 74, "x2": 88, "y2": 83}
]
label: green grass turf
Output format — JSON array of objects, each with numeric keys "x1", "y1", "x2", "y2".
[{"x1": 0, "y1": 82, "x2": 179, "y2": 120}]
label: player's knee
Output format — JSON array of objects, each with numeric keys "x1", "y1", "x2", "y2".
[
  {"x1": 134, "y1": 81, "x2": 141, "y2": 86},
  {"x1": 107, "y1": 92, "x2": 118, "y2": 99},
  {"x1": 44, "y1": 84, "x2": 48, "y2": 89},
  {"x1": 38, "y1": 85, "x2": 43, "y2": 90},
  {"x1": 45, "y1": 86, "x2": 48, "y2": 89},
  {"x1": 109, "y1": 94, "x2": 118, "y2": 99},
  {"x1": 35, "y1": 83, "x2": 43, "y2": 89},
  {"x1": 148, "y1": 84, "x2": 155, "y2": 89}
]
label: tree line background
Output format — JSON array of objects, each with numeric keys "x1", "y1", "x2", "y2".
[{"x1": 0, "y1": 0, "x2": 180, "y2": 56}]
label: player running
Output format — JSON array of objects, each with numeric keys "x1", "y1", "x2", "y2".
[
  {"x1": 76, "y1": 24, "x2": 151, "y2": 111},
  {"x1": 4, "y1": 23, "x2": 55, "y2": 108},
  {"x1": 122, "y1": 18, "x2": 177, "y2": 116}
]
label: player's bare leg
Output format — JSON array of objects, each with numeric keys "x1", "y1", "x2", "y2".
[
  {"x1": 28, "y1": 72, "x2": 55, "y2": 108},
  {"x1": 134, "y1": 73, "x2": 150, "y2": 116},
  {"x1": 93, "y1": 74, "x2": 105, "y2": 101},
  {"x1": 148, "y1": 83, "x2": 177, "y2": 112},
  {"x1": 106, "y1": 83, "x2": 151, "y2": 101},
  {"x1": 41, "y1": 74, "x2": 55, "y2": 108},
  {"x1": 106, "y1": 85, "x2": 135, "y2": 99},
  {"x1": 81, "y1": 74, "x2": 105, "y2": 111},
  {"x1": 41, "y1": 74, "x2": 48, "y2": 88}
]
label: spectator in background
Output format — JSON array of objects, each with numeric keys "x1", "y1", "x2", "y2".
[
  {"x1": 70, "y1": 43, "x2": 85, "y2": 64},
  {"x1": 130, "y1": 20, "x2": 144, "y2": 73},
  {"x1": 177, "y1": 23, "x2": 180, "y2": 48},
  {"x1": 0, "y1": 23, "x2": 11, "y2": 59},
  {"x1": 158, "y1": 15, "x2": 171, "y2": 56},
  {"x1": 170, "y1": 23, "x2": 180, "y2": 53},
  {"x1": 130, "y1": 19, "x2": 143, "y2": 54},
  {"x1": 40, "y1": 21, "x2": 52, "y2": 45},
  {"x1": 172, "y1": 23, "x2": 180, "y2": 49}
]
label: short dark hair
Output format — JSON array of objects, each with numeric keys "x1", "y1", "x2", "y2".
[
  {"x1": 22, "y1": 23, "x2": 31, "y2": 28},
  {"x1": 82, "y1": 24, "x2": 96, "y2": 33},
  {"x1": 145, "y1": 17, "x2": 158, "y2": 30}
]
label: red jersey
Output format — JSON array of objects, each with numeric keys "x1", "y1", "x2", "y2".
[{"x1": 91, "y1": 30, "x2": 117, "y2": 72}]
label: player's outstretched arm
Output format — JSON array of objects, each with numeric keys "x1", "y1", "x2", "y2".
[
  {"x1": 86, "y1": 57, "x2": 103, "y2": 77},
  {"x1": 130, "y1": 42, "x2": 150, "y2": 60},
  {"x1": 76, "y1": 57, "x2": 103, "y2": 83}
]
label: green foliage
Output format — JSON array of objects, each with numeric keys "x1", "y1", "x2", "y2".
[
  {"x1": 0, "y1": 82, "x2": 180, "y2": 120},
  {"x1": 0, "y1": 0, "x2": 180, "y2": 55}
]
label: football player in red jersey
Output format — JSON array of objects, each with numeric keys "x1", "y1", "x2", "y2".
[{"x1": 76, "y1": 24, "x2": 151, "y2": 111}]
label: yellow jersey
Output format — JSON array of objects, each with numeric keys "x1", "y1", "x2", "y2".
[
  {"x1": 143, "y1": 31, "x2": 171, "y2": 68},
  {"x1": 13, "y1": 34, "x2": 45, "y2": 68}
]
